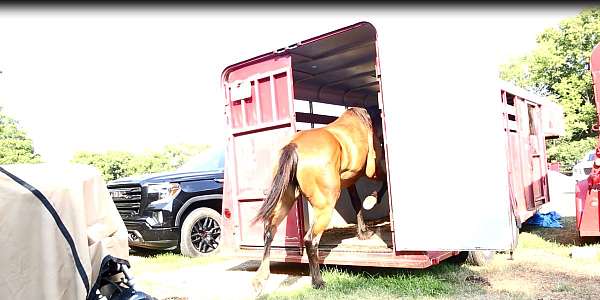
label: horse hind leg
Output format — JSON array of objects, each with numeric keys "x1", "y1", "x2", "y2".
[
  {"x1": 304, "y1": 203, "x2": 334, "y2": 289},
  {"x1": 251, "y1": 187, "x2": 296, "y2": 295},
  {"x1": 347, "y1": 184, "x2": 374, "y2": 240},
  {"x1": 304, "y1": 190, "x2": 339, "y2": 289}
]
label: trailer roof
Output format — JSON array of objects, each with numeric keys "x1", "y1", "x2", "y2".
[
  {"x1": 289, "y1": 22, "x2": 378, "y2": 105},
  {"x1": 221, "y1": 22, "x2": 379, "y2": 107},
  {"x1": 498, "y1": 80, "x2": 555, "y2": 106},
  {"x1": 221, "y1": 21, "x2": 556, "y2": 110},
  {"x1": 220, "y1": 22, "x2": 371, "y2": 84}
]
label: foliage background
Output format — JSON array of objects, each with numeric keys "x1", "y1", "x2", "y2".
[
  {"x1": 0, "y1": 107, "x2": 42, "y2": 164},
  {"x1": 70, "y1": 144, "x2": 211, "y2": 181},
  {"x1": 500, "y1": 7, "x2": 600, "y2": 172}
]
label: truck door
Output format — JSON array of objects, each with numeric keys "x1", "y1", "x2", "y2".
[{"x1": 223, "y1": 55, "x2": 304, "y2": 252}]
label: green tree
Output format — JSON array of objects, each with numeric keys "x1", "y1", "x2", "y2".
[
  {"x1": 71, "y1": 143, "x2": 212, "y2": 181},
  {"x1": 500, "y1": 7, "x2": 600, "y2": 171},
  {"x1": 72, "y1": 151, "x2": 136, "y2": 181},
  {"x1": 0, "y1": 107, "x2": 42, "y2": 164},
  {"x1": 162, "y1": 143, "x2": 211, "y2": 168}
]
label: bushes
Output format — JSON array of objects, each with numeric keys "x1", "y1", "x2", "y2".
[
  {"x1": 71, "y1": 144, "x2": 211, "y2": 181},
  {"x1": 546, "y1": 137, "x2": 597, "y2": 173}
]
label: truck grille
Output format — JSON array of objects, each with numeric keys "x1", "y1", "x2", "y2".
[{"x1": 108, "y1": 186, "x2": 142, "y2": 217}]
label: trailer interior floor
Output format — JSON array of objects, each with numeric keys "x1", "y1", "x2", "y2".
[{"x1": 319, "y1": 217, "x2": 393, "y2": 253}]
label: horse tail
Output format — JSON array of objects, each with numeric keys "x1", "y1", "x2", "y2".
[{"x1": 251, "y1": 143, "x2": 299, "y2": 225}]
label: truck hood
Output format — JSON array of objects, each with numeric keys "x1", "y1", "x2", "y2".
[{"x1": 107, "y1": 169, "x2": 223, "y2": 187}]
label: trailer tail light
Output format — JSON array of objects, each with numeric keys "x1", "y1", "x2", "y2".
[{"x1": 224, "y1": 208, "x2": 232, "y2": 219}]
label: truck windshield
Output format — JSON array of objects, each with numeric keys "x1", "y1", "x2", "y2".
[{"x1": 176, "y1": 147, "x2": 225, "y2": 173}]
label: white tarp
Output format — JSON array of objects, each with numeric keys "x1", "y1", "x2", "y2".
[{"x1": 0, "y1": 163, "x2": 129, "y2": 300}]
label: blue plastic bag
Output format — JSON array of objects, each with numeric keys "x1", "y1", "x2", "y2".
[{"x1": 524, "y1": 211, "x2": 563, "y2": 228}]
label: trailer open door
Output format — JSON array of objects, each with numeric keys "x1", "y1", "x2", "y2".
[
  {"x1": 374, "y1": 20, "x2": 516, "y2": 252},
  {"x1": 222, "y1": 55, "x2": 304, "y2": 252},
  {"x1": 522, "y1": 101, "x2": 548, "y2": 209}
]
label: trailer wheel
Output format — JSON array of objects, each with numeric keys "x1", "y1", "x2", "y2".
[
  {"x1": 466, "y1": 250, "x2": 495, "y2": 266},
  {"x1": 180, "y1": 207, "x2": 222, "y2": 258}
]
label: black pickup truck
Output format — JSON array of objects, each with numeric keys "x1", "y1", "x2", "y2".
[{"x1": 107, "y1": 147, "x2": 224, "y2": 257}]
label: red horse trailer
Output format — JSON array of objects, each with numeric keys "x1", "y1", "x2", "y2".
[
  {"x1": 575, "y1": 42, "x2": 600, "y2": 238},
  {"x1": 219, "y1": 21, "x2": 564, "y2": 268}
]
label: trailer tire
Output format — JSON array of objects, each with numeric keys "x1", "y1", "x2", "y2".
[
  {"x1": 466, "y1": 250, "x2": 494, "y2": 266},
  {"x1": 180, "y1": 207, "x2": 222, "y2": 258}
]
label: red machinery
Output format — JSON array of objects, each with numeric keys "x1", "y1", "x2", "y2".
[{"x1": 575, "y1": 43, "x2": 600, "y2": 238}]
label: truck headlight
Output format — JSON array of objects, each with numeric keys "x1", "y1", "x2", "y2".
[{"x1": 147, "y1": 182, "x2": 181, "y2": 205}]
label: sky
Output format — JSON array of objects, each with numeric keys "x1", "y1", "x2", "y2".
[{"x1": 0, "y1": 6, "x2": 589, "y2": 163}]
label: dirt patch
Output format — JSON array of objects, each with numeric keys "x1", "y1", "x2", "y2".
[
  {"x1": 478, "y1": 252, "x2": 600, "y2": 299},
  {"x1": 130, "y1": 258, "x2": 313, "y2": 300}
]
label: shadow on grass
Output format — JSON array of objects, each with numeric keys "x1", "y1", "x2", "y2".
[
  {"x1": 521, "y1": 216, "x2": 600, "y2": 246},
  {"x1": 129, "y1": 247, "x2": 178, "y2": 258},
  {"x1": 229, "y1": 259, "x2": 488, "y2": 299}
]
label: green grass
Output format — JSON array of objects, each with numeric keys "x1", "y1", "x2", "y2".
[
  {"x1": 261, "y1": 217, "x2": 600, "y2": 300},
  {"x1": 129, "y1": 217, "x2": 600, "y2": 299},
  {"x1": 260, "y1": 263, "x2": 485, "y2": 300},
  {"x1": 552, "y1": 282, "x2": 575, "y2": 293},
  {"x1": 129, "y1": 251, "x2": 229, "y2": 274},
  {"x1": 519, "y1": 216, "x2": 600, "y2": 259},
  {"x1": 516, "y1": 232, "x2": 573, "y2": 256}
]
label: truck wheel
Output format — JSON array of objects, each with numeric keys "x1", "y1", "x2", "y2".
[
  {"x1": 180, "y1": 207, "x2": 222, "y2": 258},
  {"x1": 466, "y1": 250, "x2": 495, "y2": 266}
]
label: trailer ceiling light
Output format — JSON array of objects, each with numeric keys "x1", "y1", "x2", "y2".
[{"x1": 311, "y1": 65, "x2": 318, "y2": 69}]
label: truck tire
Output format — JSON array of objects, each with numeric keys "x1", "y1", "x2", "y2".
[
  {"x1": 466, "y1": 250, "x2": 495, "y2": 266},
  {"x1": 180, "y1": 207, "x2": 222, "y2": 258}
]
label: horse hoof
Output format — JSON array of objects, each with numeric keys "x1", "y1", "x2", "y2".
[
  {"x1": 312, "y1": 280, "x2": 326, "y2": 289},
  {"x1": 252, "y1": 279, "x2": 264, "y2": 295},
  {"x1": 358, "y1": 230, "x2": 374, "y2": 240},
  {"x1": 363, "y1": 195, "x2": 377, "y2": 210}
]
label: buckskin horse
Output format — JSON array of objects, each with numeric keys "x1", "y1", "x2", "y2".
[{"x1": 251, "y1": 107, "x2": 387, "y2": 292}]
